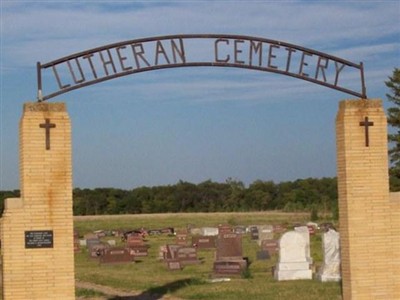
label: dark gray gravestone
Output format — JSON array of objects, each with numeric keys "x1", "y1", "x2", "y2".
[
  {"x1": 86, "y1": 238, "x2": 101, "y2": 249},
  {"x1": 250, "y1": 227, "x2": 259, "y2": 240},
  {"x1": 192, "y1": 236, "x2": 216, "y2": 249},
  {"x1": 261, "y1": 239, "x2": 279, "y2": 255},
  {"x1": 100, "y1": 247, "x2": 133, "y2": 264},
  {"x1": 234, "y1": 226, "x2": 247, "y2": 235},
  {"x1": 256, "y1": 250, "x2": 270, "y2": 260}
]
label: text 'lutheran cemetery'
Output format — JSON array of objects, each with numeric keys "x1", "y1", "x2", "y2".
[{"x1": 1, "y1": 34, "x2": 399, "y2": 299}]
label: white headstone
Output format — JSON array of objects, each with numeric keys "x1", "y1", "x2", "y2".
[
  {"x1": 317, "y1": 229, "x2": 341, "y2": 282},
  {"x1": 274, "y1": 231, "x2": 312, "y2": 281},
  {"x1": 294, "y1": 226, "x2": 313, "y2": 264},
  {"x1": 201, "y1": 227, "x2": 219, "y2": 236}
]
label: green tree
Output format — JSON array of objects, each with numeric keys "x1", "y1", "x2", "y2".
[{"x1": 386, "y1": 68, "x2": 400, "y2": 190}]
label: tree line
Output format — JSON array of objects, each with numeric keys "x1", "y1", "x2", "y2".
[{"x1": 0, "y1": 177, "x2": 338, "y2": 218}]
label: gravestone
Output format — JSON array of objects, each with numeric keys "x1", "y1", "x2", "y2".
[
  {"x1": 274, "y1": 231, "x2": 312, "y2": 281},
  {"x1": 167, "y1": 260, "x2": 182, "y2": 270},
  {"x1": 175, "y1": 231, "x2": 188, "y2": 245},
  {"x1": 126, "y1": 235, "x2": 149, "y2": 256},
  {"x1": 175, "y1": 246, "x2": 200, "y2": 265},
  {"x1": 107, "y1": 239, "x2": 116, "y2": 246},
  {"x1": 218, "y1": 224, "x2": 232, "y2": 234},
  {"x1": 257, "y1": 225, "x2": 274, "y2": 246},
  {"x1": 249, "y1": 226, "x2": 259, "y2": 240},
  {"x1": 126, "y1": 235, "x2": 144, "y2": 247},
  {"x1": 234, "y1": 226, "x2": 247, "y2": 235},
  {"x1": 128, "y1": 245, "x2": 149, "y2": 257},
  {"x1": 192, "y1": 236, "x2": 216, "y2": 249},
  {"x1": 213, "y1": 261, "x2": 245, "y2": 275},
  {"x1": 215, "y1": 233, "x2": 243, "y2": 261},
  {"x1": 261, "y1": 239, "x2": 279, "y2": 255},
  {"x1": 100, "y1": 247, "x2": 133, "y2": 264},
  {"x1": 273, "y1": 224, "x2": 286, "y2": 234},
  {"x1": 294, "y1": 226, "x2": 312, "y2": 264},
  {"x1": 164, "y1": 244, "x2": 181, "y2": 260},
  {"x1": 201, "y1": 227, "x2": 219, "y2": 236},
  {"x1": 89, "y1": 243, "x2": 109, "y2": 259},
  {"x1": 317, "y1": 229, "x2": 341, "y2": 282},
  {"x1": 189, "y1": 227, "x2": 202, "y2": 235},
  {"x1": 256, "y1": 250, "x2": 270, "y2": 260},
  {"x1": 86, "y1": 237, "x2": 101, "y2": 249},
  {"x1": 213, "y1": 232, "x2": 247, "y2": 276},
  {"x1": 1, "y1": 103, "x2": 75, "y2": 299}
]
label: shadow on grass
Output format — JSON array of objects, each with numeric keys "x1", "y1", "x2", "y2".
[{"x1": 108, "y1": 278, "x2": 203, "y2": 300}]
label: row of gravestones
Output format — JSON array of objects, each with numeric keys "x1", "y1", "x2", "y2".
[
  {"x1": 74, "y1": 223, "x2": 341, "y2": 280},
  {"x1": 74, "y1": 232, "x2": 150, "y2": 264},
  {"x1": 159, "y1": 225, "x2": 248, "y2": 275}
]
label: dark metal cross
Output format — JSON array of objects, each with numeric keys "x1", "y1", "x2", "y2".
[
  {"x1": 39, "y1": 119, "x2": 56, "y2": 150},
  {"x1": 359, "y1": 116, "x2": 374, "y2": 147}
]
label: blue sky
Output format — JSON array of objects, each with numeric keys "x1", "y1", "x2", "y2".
[{"x1": 1, "y1": 1, "x2": 399, "y2": 190}]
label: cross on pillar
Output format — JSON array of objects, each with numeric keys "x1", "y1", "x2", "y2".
[
  {"x1": 39, "y1": 119, "x2": 56, "y2": 150},
  {"x1": 359, "y1": 116, "x2": 374, "y2": 147}
]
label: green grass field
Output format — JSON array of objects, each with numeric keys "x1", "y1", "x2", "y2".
[{"x1": 74, "y1": 212, "x2": 342, "y2": 299}]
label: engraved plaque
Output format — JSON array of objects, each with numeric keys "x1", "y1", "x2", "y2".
[{"x1": 25, "y1": 230, "x2": 54, "y2": 248}]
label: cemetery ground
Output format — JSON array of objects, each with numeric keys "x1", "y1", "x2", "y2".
[{"x1": 3, "y1": 212, "x2": 342, "y2": 300}]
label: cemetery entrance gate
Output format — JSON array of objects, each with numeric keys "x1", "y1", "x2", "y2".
[{"x1": 1, "y1": 34, "x2": 399, "y2": 300}]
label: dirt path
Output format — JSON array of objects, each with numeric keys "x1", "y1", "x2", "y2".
[{"x1": 76, "y1": 281, "x2": 182, "y2": 300}]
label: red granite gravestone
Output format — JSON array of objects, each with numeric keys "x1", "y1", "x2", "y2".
[
  {"x1": 213, "y1": 232, "x2": 247, "y2": 276},
  {"x1": 175, "y1": 232, "x2": 188, "y2": 246},
  {"x1": 126, "y1": 235, "x2": 149, "y2": 257},
  {"x1": 167, "y1": 260, "x2": 182, "y2": 271},
  {"x1": 128, "y1": 245, "x2": 149, "y2": 257},
  {"x1": 192, "y1": 236, "x2": 216, "y2": 249},
  {"x1": 164, "y1": 244, "x2": 181, "y2": 260},
  {"x1": 218, "y1": 224, "x2": 233, "y2": 235},
  {"x1": 126, "y1": 235, "x2": 144, "y2": 247},
  {"x1": 273, "y1": 224, "x2": 286, "y2": 234},
  {"x1": 213, "y1": 261, "x2": 247, "y2": 275},
  {"x1": 100, "y1": 247, "x2": 134, "y2": 264},
  {"x1": 216, "y1": 233, "x2": 243, "y2": 261}
]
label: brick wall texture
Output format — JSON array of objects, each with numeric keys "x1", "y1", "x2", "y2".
[
  {"x1": 336, "y1": 99, "x2": 400, "y2": 299},
  {"x1": 1, "y1": 102, "x2": 75, "y2": 299}
]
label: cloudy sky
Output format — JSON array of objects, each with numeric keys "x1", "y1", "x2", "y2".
[{"x1": 1, "y1": 1, "x2": 399, "y2": 190}]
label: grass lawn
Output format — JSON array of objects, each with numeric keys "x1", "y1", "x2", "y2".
[{"x1": 74, "y1": 212, "x2": 342, "y2": 299}]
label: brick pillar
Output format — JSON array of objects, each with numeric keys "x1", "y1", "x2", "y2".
[
  {"x1": 336, "y1": 99, "x2": 398, "y2": 299},
  {"x1": 1, "y1": 102, "x2": 75, "y2": 299}
]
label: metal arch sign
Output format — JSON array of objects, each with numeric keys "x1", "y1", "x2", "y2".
[{"x1": 37, "y1": 34, "x2": 367, "y2": 101}]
